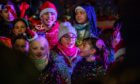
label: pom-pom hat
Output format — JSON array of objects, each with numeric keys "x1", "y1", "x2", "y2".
[{"x1": 39, "y1": 1, "x2": 57, "y2": 18}]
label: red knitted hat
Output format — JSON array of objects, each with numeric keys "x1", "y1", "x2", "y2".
[{"x1": 39, "y1": 1, "x2": 57, "y2": 18}]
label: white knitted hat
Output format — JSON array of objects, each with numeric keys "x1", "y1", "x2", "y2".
[
  {"x1": 75, "y1": 6, "x2": 85, "y2": 12},
  {"x1": 58, "y1": 22, "x2": 77, "y2": 40}
]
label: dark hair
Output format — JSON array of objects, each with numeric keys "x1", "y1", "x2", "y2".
[
  {"x1": 12, "y1": 18, "x2": 29, "y2": 28},
  {"x1": 99, "y1": 29, "x2": 114, "y2": 49},
  {"x1": 12, "y1": 34, "x2": 28, "y2": 45},
  {"x1": 83, "y1": 37, "x2": 99, "y2": 54},
  {"x1": 83, "y1": 37, "x2": 108, "y2": 69},
  {"x1": 0, "y1": 43, "x2": 40, "y2": 84}
]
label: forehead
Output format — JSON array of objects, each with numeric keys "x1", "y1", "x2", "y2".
[
  {"x1": 64, "y1": 33, "x2": 76, "y2": 36},
  {"x1": 15, "y1": 21, "x2": 26, "y2": 25},
  {"x1": 82, "y1": 40, "x2": 91, "y2": 45},
  {"x1": 30, "y1": 38, "x2": 48, "y2": 47},
  {"x1": 15, "y1": 39, "x2": 27, "y2": 44}
]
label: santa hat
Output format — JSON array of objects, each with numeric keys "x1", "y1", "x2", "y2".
[
  {"x1": 39, "y1": 1, "x2": 57, "y2": 18},
  {"x1": 59, "y1": 22, "x2": 77, "y2": 40},
  {"x1": 114, "y1": 40, "x2": 125, "y2": 61},
  {"x1": 24, "y1": 28, "x2": 38, "y2": 42}
]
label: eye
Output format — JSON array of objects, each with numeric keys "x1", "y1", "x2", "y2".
[
  {"x1": 40, "y1": 47, "x2": 45, "y2": 50},
  {"x1": 14, "y1": 26, "x2": 19, "y2": 29},
  {"x1": 32, "y1": 47, "x2": 38, "y2": 50},
  {"x1": 21, "y1": 45, "x2": 26, "y2": 48},
  {"x1": 21, "y1": 26, "x2": 26, "y2": 29}
]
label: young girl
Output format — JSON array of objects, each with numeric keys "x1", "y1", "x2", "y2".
[
  {"x1": 29, "y1": 35, "x2": 60, "y2": 84},
  {"x1": 10, "y1": 18, "x2": 37, "y2": 44},
  {"x1": 72, "y1": 2, "x2": 99, "y2": 46},
  {"x1": 29, "y1": 36, "x2": 50, "y2": 71},
  {"x1": 51, "y1": 22, "x2": 81, "y2": 84},
  {"x1": 72, "y1": 37, "x2": 106, "y2": 84},
  {"x1": 13, "y1": 34, "x2": 29, "y2": 54},
  {"x1": 0, "y1": 3, "x2": 17, "y2": 37},
  {"x1": 38, "y1": 1, "x2": 59, "y2": 49}
]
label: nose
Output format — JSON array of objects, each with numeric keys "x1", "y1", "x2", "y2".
[{"x1": 18, "y1": 28, "x2": 24, "y2": 33}]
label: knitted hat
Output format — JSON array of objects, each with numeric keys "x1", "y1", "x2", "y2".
[
  {"x1": 39, "y1": 1, "x2": 57, "y2": 18},
  {"x1": 75, "y1": 6, "x2": 85, "y2": 12},
  {"x1": 59, "y1": 22, "x2": 77, "y2": 40}
]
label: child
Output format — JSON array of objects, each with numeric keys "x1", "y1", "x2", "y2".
[
  {"x1": 29, "y1": 35, "x2": 60, "y2": 84},
  {"x1": 11, "y1": 18, "x2": 37, "y2": 43},
  {"x1": 72, "y1": 37, "x2": 106, "y2": 84},
  {"x1": 51, "y1": 22, "x2": 81, "y2": 84},
  {"x1": 72, "y1": 2, "x2": 99, "y2": 46},
  {"x1": 29, "y1": 36, "x2": 50, "y2": 71},
  {"x1": 0, "y1": 3, "x2": 17, "y2": 37},
  {"x1": 39, "y1": 1, "x2": 59, "y2": 49},
  {"x1": 13, "y1": 34, "x2": 29, "y2": 54}
]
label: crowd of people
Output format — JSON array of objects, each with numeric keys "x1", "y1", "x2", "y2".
[{"x1": 1, "y1": 0, "x2": 137, "y2": 84}]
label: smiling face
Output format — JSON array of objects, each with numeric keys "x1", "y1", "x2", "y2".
[
  {"x1": 41, "y1": 12, "x2": 57, "y2": 30},
  {"x1": 60, "y1": 33, "x2": 77, "y2": 48},
  {"x1": 29, "y1": 37, "x2": 49, "y2": 59},
  {"x1": 75, "y1": 9, "x2": 87, "y2": 24},
  {"x1": 13, "y1": 20, "x2": 26, "y2": 36}
]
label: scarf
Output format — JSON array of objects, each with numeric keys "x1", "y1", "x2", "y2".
[
  {"x1": 74, "y1": 23, "x2": 90, "y2": 46},
  {"x1": 57, "y1": 43, "x2": 78, "y2": 57},
  {"x1": 45, "y1": 22, "x2": 59, "y2": 49},
  {"x1": 74, "y1": 22, "x2": 89, "y2": 30},
  {"x1": 56, "y1": 42, "x2": 79, "y2": 67},
  {"x1": 31, "y1": 56, "x2": 48, "y2": 71}
]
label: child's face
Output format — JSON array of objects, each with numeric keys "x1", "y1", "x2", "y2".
[
  {"x1": 79, "y1": 41, "x2": 94, "y2": 57},
  {"x1": 75, "y1": 9, "x2": 87, "y2": 24},
  {"x1": 30, "y1": 40, "x2": 48, "y2": 59},
  {"x1": 13, "y1": 21, "x2": 26, "y2": 36},
  {"x1": 41, "y1": 12, "x2": 57, "y2": 29},
  {"x1": 14, "y1": 39, "x2": 29, "y2": 52},
  {"x1": 0, "y1": 5, "x2": 15, "y2": 21},
  {"x1": 61, "y1": 33, "x2": 77, "y2": 48}
]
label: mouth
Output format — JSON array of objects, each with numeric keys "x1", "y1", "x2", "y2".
[{"x1": 36, "y1": 54, "x2": 43, "y2": 58}]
